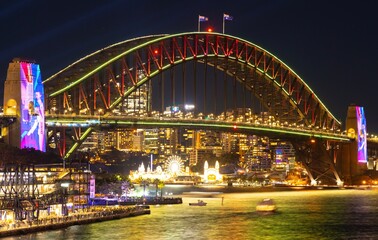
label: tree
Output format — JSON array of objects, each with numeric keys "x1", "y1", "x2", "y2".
[
  {"x1": 221, "y1": 153, "x2": 240, "y2": 165},
  {"x1": 95, "y1": 173, "x2": 130, "y2": 195},
  {"x1": 135, "y1": 177, "x2": 150, "y2": 197},
  {"x1": 152, "y1": 178, "x2": 165, "y2": 199},
  {"x1": 158, "y1": 181, "x2": 165, "y2": 198},
  {"x1": 0, "y1": 143, "x2": 62, "y2": 165},
  {"x1": 121, "y1": 180, "x2": 133, "y2": 199}
]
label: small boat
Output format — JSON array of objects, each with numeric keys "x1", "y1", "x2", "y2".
[
  {"x1": 189, "y1": 199, "x2": 207, "y2": 206},
  {"x1": 256, "y1": 198, "x2": 276, "y2": 212}
]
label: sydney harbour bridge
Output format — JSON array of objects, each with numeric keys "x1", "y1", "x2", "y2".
[{"x1": 3, "y1": 32, "x2": 378, "y2": 185}]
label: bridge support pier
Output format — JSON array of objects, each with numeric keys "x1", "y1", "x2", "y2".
[{"x1": 293, "y1": 139, "x2": 342, "y2": 186}]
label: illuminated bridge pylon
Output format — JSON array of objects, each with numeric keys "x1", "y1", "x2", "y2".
[{"x1": 43, "y1": 32, "x2": 348, "y2": 184}]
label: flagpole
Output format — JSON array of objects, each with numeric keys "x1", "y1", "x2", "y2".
[
  {"x1": 222, "y1": 13, "x2": 225, "y2": 34},
  {"x1": 223, "y1": 14, "x2": 233, "y2": 34},
  {"x1": 198, "y1": 15, "x2": 200, "y2": 32}
]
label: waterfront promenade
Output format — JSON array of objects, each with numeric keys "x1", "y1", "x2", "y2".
[{"x1": 0, "y1": 205, "x2": 150, "y2": 238}]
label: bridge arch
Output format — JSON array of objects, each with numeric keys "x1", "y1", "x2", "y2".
[
  {"x1": 43, "y1": 32, "x2": 341, "y2": 158},
  {"x1": 45, "y1": 32, "x2": 340, "y2": 129}
]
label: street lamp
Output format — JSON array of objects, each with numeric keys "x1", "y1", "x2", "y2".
[{"x1": 60, "y1": 181, "x2": 71, "y2": 216}]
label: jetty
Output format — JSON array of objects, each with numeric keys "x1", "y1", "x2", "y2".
[
  {"x1": 119, "y1": 197, "x2": 183, "y2": 205},
  {"x1": 91, "y1": 196, "x2": 183, "y2": 206},
  {"x1": 0, "y1": 205, "x2": 150, "y2": 238}
]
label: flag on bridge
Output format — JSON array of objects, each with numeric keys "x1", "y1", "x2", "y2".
[
  {"x1": 223, "y1": 13, "x2": 233, "y2": 34},
  {"x1": 198, "y1": 15, "x2": 209, "y2": 32},
  {"x1": 224, "y1": 13, "x2": 233, "y2": 21},
  {"x1": 199, "y1": 15, "x2": 209, "y2": 22}
]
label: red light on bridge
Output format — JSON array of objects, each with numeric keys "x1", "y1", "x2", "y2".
[
  {"x1": 233, "y1": 124, "x2": 237, "y2": 130},
  {"x1": 207, "y1": 28, "x2": 213, "y2": 32},
  {"x1": 154, "y1": 49, "x2": 159, "y2": 55}
]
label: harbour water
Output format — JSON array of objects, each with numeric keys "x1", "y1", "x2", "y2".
[{"x1": 4, "y1": 189, "x2": 378, "y2": 240}]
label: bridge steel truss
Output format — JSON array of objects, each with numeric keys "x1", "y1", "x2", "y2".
[{"x1": 43, "y1": 32, "x2": 344, "y2": 184}]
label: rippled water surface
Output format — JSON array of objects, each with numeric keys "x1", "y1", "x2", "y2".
[{"x1": 6, "y1": 189, "x2": 378, "y2": 240}]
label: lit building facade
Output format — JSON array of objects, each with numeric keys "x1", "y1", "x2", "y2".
[
  {"x1": 244, "y1": 135, "x2": 271, "y2": 171},
  {"x1": 270, "y1": 140, "x2": 296, "y2": 171}
]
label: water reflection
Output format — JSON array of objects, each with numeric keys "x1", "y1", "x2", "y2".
[{"x1": 4, "y1": 189, "x2": 378, "y2": 240}]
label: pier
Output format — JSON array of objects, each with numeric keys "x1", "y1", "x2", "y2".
[{"x1": 0, "y1": 205, "x2": 150, "y2": 238}]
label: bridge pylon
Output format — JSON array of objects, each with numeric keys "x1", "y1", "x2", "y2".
[
  {"x1": 337, "y1": 105, "x2": 369, "y2": 185},
  {"x1": 3, "y1": 58, "x2": 46, "y2": 152}
]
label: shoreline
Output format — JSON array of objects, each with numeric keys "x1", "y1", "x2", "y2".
[
  {"x1": 166, "y1": 184, "x2": 377, "y2": 196},
  {"x1": 0, "y1": 205, "x2": 150, "y2": 238}
]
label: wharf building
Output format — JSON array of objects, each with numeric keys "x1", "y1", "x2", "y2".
[{"x1": 0, "y1": 160, "x2": 92, "y2": 223}]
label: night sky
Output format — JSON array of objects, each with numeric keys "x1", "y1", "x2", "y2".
[{"x1": 1, "y1": 0, "x2": 377, "y2": 133}]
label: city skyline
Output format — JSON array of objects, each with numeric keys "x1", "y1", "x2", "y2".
[{"x1": 1, "y1": 0, "x2": 378, "y2": 132}]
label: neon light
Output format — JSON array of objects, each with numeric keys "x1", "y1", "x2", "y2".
[
  {"x1": 46, "y1": 32, "x2": 341, "y2": 127},
  {"x1": 47, "y1": 117, "x2": 351, "y2": 143},
  {"x1": 64, "y1": 128, "x2": 93, "y2": 159}
]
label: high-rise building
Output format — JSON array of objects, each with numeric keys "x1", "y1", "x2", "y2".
[
  {"x1": 221, "y1": 132, "x2": 247, "y2": 155},
  {"x1": 179, "y1": 128, "x2": 195, "y2": 153},
  {"x1": 243, "y1": 135, "x2": 271, "y2": 171},
  {"x1": 270, "y1": 139, "x2": 296, "y2": 171},
  {"x1": 157, "y1": 128, "x2": 178, "y2": 161},
  {"x1": 116, "y1": 72, "x2": 151, "y2": 116},
  {"x1": 116, "y1": 129, "x2": 135, "y2": 151}
]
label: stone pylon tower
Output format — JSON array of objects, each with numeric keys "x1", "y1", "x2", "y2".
[
  {"x1": 3, "y1": 58, "x2": 46, "y2": 152},
  {"x1": 338, "y1": 104, "x2": 368, "y2": 184}
]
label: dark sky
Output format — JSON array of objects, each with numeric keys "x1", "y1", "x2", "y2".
[{"x1": 1, "y1": 0, "x2": 377, "y2": 133}]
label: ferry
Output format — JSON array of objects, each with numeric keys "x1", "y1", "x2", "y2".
[
  {"x1": 189, "y1": 199, "x2": 207, "y2": 206},
  {"x1": 256, "y1": 198, "x2": 276, "y2": 212}
]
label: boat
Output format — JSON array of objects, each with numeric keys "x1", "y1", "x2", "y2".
[
  {"x1": 189, "y1": 200, "x2": 207, "y2": 206},
  {"x1": 256, "y1": 198, "x2": 276, "y2": 212}
]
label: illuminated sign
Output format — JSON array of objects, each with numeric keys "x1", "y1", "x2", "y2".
[
  {"x1": 356, "y1": 106, "x2": 367, "y2": 163},
  {"x1": 20, "y1": 62, "x2": 46, "y2": 152},
  {"x1": 171, "y1": 106, "x2": 179, "y2": 112},
  {"x1": 184, "y1": 104, "x2": 195, "y2": 110},
  {"x1": 275, "y1": 149, "x2": 283, "y2": 162}
]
